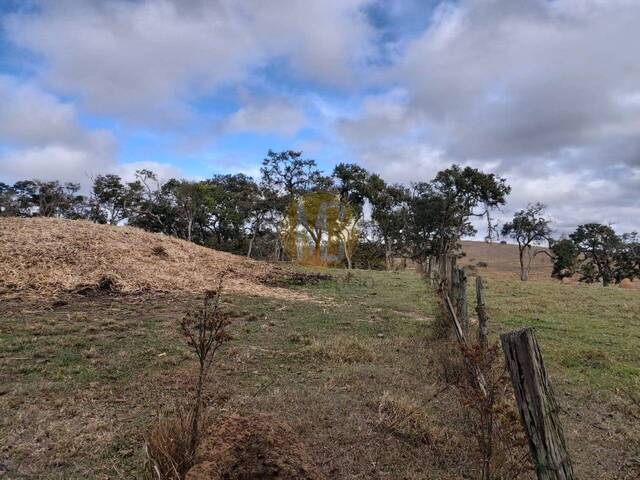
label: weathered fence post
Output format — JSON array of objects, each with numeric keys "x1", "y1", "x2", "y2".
[
  {"x1": 451, "y1": 267, "x2": 468, "y2": 334},
  {"x1": 476, "y1": 276, "x2": 488, "y2": 348},
  {"x1": 500, "y1": 327, "x2": 574, "y2": 480}
]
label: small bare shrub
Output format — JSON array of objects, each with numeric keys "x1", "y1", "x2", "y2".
[
  {"x1": 144, "y1": 274, "x2": 232, "y2": 479},
  {"x1": 453, "y1": 343, "x2": 531, "y2": 480}
]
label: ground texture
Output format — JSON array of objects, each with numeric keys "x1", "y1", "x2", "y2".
[{"x1": 1, "y1": 222, "x2": 639, "y2": 478}]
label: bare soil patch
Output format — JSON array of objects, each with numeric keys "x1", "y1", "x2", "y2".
[{"x1": 186, "y1": 413, "x2": 324, "y2": 480}]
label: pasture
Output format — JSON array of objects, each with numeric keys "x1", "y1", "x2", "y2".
[{"x1": 1, "y1": 257, "x2": 638, "y2": 478}]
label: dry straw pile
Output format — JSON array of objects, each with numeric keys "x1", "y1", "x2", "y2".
[{"x1": 0, "y1": 217, "x2": 303, "y2": 300}]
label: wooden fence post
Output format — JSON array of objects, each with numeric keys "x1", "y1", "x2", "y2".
[
  {"x1": 451, "y1": 268, "x2": 468, "y2": 334},
  {"x1": 476, "y1": 276, "x2": 488, "y2": 348},
  {"x1": 500, "y1": 328, "x2": 574, "y2": 480}
]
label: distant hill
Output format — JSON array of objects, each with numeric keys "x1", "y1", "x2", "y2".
[
  {"x1": 458, "y1": 240, "x2": 552, "y2": 280},
  {"x1": 0, "y1": 217, "x2": 302, "y2": 300}
]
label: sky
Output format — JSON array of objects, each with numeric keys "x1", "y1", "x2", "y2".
[{"x1": 0, "y1": 0, "x2": 639, "y2": 236}]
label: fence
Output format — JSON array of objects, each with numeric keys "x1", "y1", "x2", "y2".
[{"x1": 429, "y1": 254, "x2": 575, "y2": 480}]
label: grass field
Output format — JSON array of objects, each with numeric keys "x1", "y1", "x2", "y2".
[{"x1": 1, "y1": 263, "x2": 639, "y2": 478}]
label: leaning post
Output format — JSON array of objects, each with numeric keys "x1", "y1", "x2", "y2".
[{"x1": 500, "y1": 327, "x2": 574, "y2": 480}]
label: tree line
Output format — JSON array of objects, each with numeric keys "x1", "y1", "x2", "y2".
[{"x1": 1, "y1": 149, "x2": 638, "y2": 284}]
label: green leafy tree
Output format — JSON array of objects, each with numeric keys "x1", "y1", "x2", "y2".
[
  {"x1": 90, "y1": 174, "x2": 141, "y2": 225},
  {"x1": 260, "y1": 150, "x2": 324, "y2": 198},
  {"x1": 5, "y1": 180, "x2": 86, "y2": 218},
  {"x1": 127, "y1": 169, "x2": 173, "y2": 234},
  {"x1": 367, "y1": 173, "x2": 409, "y2": 270},
  {"x1": 408, "y1": 165, "x2": 510, "y2": 270},
  {"x1": 0, "y1": 182, "x2": 21, "y2": 216},
  {"x1": 502, "y1": 203, "x2": 552, "y2": 281},
  {"x1": 259, "y1": 150, "x2": 326, "y2": 260},
  {"x1": 246, "y1": 184, "x2": 274, "y2": 259},
  {"x1": 614, "y1": 233, "x2": 640, "y2": 282},
  {"x1": 570, "y1": 223, "x2": 621, "y2": 286},
  {"x1": 163, "y1": 179, "x2": 212, "y2": 242},
  {"x1": 332, "y1": 163, "x2": 369, "y2": 215},
  {"x1": 204, "y1": 174, "x2": 260, "y2": 253},
  {"x1": 550, "y1": 238, "x2": 579, "y2": 279}
]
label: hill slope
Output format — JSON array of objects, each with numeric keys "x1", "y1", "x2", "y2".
[
  {"x1": 0, "y1": 217, "x2": 300, "y2": 299},
  {"x1": 458, "y1": 240, "x2": 553, "y2": 280}
]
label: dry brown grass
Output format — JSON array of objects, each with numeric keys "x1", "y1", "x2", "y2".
[
  {"x1": 144, "y1": 407, "x2": 203, "y2": 480},
  {"x1": 307, "y1": 335, "x2": 377, "y2": 363},
  {"x1": 458, "y1": 240, "x2": 552, "y2": 281},
  {"x1": 377, "y1": 391, "x2": 431, "y2": 440},
  {"x1": 0, "y1": 217, "x2": 304, "y2": 300}
]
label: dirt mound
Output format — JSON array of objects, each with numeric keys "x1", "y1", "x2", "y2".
[
  {"x1": 186, "y1": 414, "x2": 324, "y2": 480},
  {"x1": 0, "y1": 217, "x2": 304, "y2": 300}
]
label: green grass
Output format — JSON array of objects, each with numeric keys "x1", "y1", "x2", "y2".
[
  {"x1": 1, "y1": 268, "x2": 638, "y2": 478},
  {"x1": 480, "y1": 278, "x2": 640, "y2": 394}
]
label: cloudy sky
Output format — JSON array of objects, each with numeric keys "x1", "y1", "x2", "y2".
[{"x1": 1, "y1": 0, "x2": 639, "y2": 235}]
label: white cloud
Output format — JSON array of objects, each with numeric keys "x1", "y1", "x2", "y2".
[
  {"x1": 0, "y1": 145, "x2": 112, "y2": 184},
  {"x1": 5, "y1": 0, "x2": 374, "y2": 121},
  {"x1": 0, "y1": 75, "x2": 116, "y2": 183},
  {"x1": 2, "y1": 0, "x2": 640, "y2": 234},
  {"x1": 331, "y1": 0, "x2": 640, "y2": 234},
  {"x1": 224, "y1": 97, "x2": 305, "y2": 137}
]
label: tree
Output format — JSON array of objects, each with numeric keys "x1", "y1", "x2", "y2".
[
  {"x1": 408, "y1": 165, "x2": 510, "y2": 272},
  {"x1": 550, "y1": 239, "x2": 578, "y2": 279},
  {"x1": 332, "y1": 163, "x2": 369, "y2": 217},
  {"x1": 367, "y1": 174, "x2": 409, "y2": 270},
  {"x1": 502, "y1": 203, "x2": 552, "y2": 281},
  {"x1": 614, "y1": 232, "x2": 640, "y2": 282},
  {"x1": 3, "y1": 180, "x2": 87, "y2": 218},
  {"x1": 570, "y1": 223, "x2": 620, "y2": 286},
  {"x1": 163, "y1": 179, "x2": 211, "y2": 242},
  {"x1": 204, "y1": 174, "x2": 259, "y2": 252},
  {"x1": 0, "y1": 182, "x2": 21, "y2": 216},
  {"x1": 260, "y1": 150, "x2": 326, "y2": 260},
  {"x1": 127, "y1": 169, "x2": 172, "y2": 234},
  {"x1": 260, "y1": 150, "x2": 323, "y2": 198},
  {"x1": 90, "y1": 174, "x2": 139, "y2": 225},
  {"x1": 331, "y1": 203, "x2": 359, "y2": 269},
  {"x1": 246, "y1": 185, "x2": 274, "y2": 259}
]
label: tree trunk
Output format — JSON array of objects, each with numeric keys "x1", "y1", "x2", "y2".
[
  {"x1": 385, "y1": 240, "x2": 393, "y2": 270},
  {"x1": 274, "y1": 238, "x2": 281, "y2": 262},
  {"x1": 187, "y1": 217, "x2": 193, "y2": 242},
  {"x1": 501, "y1": 328, "x2": 574, "y2": 480},
  {"x1": 247, "y1": 232, "x2": 255, "y2": 259},
  {"x1": 519, "y1": 246, "x2": 530, "y2": 281}
]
